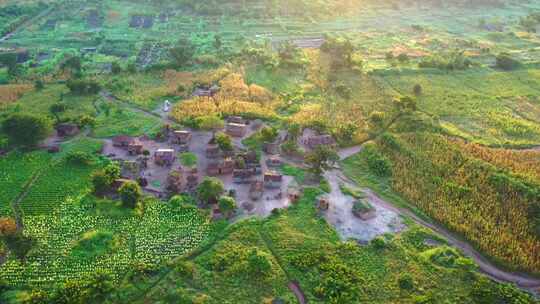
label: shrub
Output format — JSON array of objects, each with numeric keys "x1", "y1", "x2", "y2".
[
  {"x1": 363, "y1": 146, "x2": 392, "y2": 177},
  {"x1": 495, "y1": 53, "x2": 520, "y2": 70},
  {"x1": 65, "y1": 151, "x2": 93, "y2": 165},
  {"x1": 370, "y1": 236, "x2": 387, "y2": 250},
  {"x1": 118, "y1": 181, "x2": 142, "y2": 208},
  {"x1": 398, "y1": 274, "x2": 415, "y2": 290}
]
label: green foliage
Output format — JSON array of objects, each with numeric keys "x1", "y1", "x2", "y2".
[
  {"x1": 218, "y1": 196, "x2": 236, "y2": 216},
  {"x1": 247, "y1": 248, "x2": 272, "y2": 276},
  {"x1": 305, "y1": 146, "x2": 339, "y2": 176},
  {"x1": 398, "y1": 273, "x2": 415, "y2": 290},
  {"x1": 66, "y1": 79, "x2": 101, "y2": 95},
  {"x1": 313, "y1": 259, "x2": 362, "y2": 303},
  {"x1": 197, "y1": 115, "x2": 224, "y2": 131},
  {"x1": 363, "y1": 145, "x2": 392, "y2": 177},
  {"x1": 196, "y1": 177, "x2": 224, "y2": 204},
  {"x1": 418, "y1": 50, "x2": 472, "y2": 71},
  {"x1": 65, "y1": 151, "x2": 93, "y2": 166},
  {"x1": 495, "y1": 53, "x2": 521, "y2": 71},
  {"x1": 118, "y1": 181, "x2": 142, "y2": 209},
  {"x1": 170, "y1": 38, "x2": 196, "y2": 68},
  {"x1": 179, "y1": 152, "x2": 198, "y2": 168},
  {"x1": 215, "y1": 132, "x2": 233, "y2": 151},
  {"x1": 259, "y1": 126, "x2": 278, "y2": 143},
  {"x1": 71, "y1": 230, "x2": 116, "y2": 260},
  {"x1": 2, "y1": 113, "x2": 52, "y2": 147}
]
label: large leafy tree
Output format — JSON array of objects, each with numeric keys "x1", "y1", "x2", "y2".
[
  {"x1": 2, "y1": 113, "x2": 52, "y2": 147},
  {"x1": 118, "y1": 181, "x2": 142, "y2": 209},
  {"x1": 196, "y1": 177, "x2": 224, "y2": 205},
  {"x1": 169, "y1": 38, "x2": 196, "y2": 68},
  {"x1": 305, "y1": 146, "x2": 339, "y2": 176}
]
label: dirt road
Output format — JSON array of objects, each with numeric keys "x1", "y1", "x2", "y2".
[{"x1": 333, "y1": 168, "x2": 540, "y2": 292}]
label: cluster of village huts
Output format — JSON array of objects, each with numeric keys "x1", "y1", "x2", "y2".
[{"x1": 49, "y1": 113, "x2": 339, "y2": 217}]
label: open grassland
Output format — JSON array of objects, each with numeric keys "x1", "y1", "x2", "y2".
[
  {"x1": 376, "y1": 67, "x2": 540, "y2": 146},
  {"x1": 343, "y1": 133, "x2": 540, "y2": 274}
]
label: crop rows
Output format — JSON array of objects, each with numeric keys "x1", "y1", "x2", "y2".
[
  {"x1": 19, "y1": 159, "x2": 99, "y2": 216},
  {"x1": 374, "y1": 132, "x2": 540, "y2": 273},
  {"x1": 1, "y1": 196, "x2": 212, "y2": 287},
  {"x1": 0, "y1": 151, "x2": 51, "y2": 216}
]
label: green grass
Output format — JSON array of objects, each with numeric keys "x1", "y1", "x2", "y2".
[
  {"x1": 126, "y1": 187, "x2": 536, "y2": 303},
  {"x1": 92, "y1": 107, "x2": 162, "y2": 138},
  {"x1": 179, "y1": 152, "x2": 197, "y2": 168},
  {"x1": 280, "y1": 164, "x2": 306, "y2": 184}
]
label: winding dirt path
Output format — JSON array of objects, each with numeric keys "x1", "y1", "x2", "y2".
[{"x1": 332, "y1": 167, "x2": 540, "y2": 292}]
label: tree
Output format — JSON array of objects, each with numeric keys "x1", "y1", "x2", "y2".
[
  {"x1": 247, "y1": 248, "x2": 272, "y2": 276},
  {"x1": 118, "y1": 181, "x2": 142, "y2": 208},
  {"x1": 77, "y1": 115, "x2": 96, "y2": 128},
  {"x1": 259, "y1": 126, "x2": 278, "y2": 143},
  {"x1": 413, "y1": 84, "x2": 422, "y2": 96},
  {"x1": 321, "y1": 36, "x2": 354, "y2": 70},
  {"x1": 34, "y1": 79, "x2": 44, "y2": 90},
  {"x1": 0, "y1": 52, "x2": 18, "y2": 76},
  {"x1": 49, "y1": 103, "x2": 66, "y2": 123},
  {"x1": 305, "y1": 146, "x2": 339, "y2": 176},
  {"x1": 2, "y1": 233, "x2": 34, "y2": 262},
  {"x1": 61, "y1": 56, "x2": 82, "y2": 77},
  {"x1": 197, "y1": 115, "x2": 224, "y2": 133},
  {"x1": 0, "y1": 217, "x2": 17, "y2": 237},
  {"x1": 496, "y1": 53, "x2": 520, "y2": 71},
  {"x1": 2, "y1": 113, "x2": 52, "y2": 147},
  {"x1": 111, "y1": 62, "x2": 122, "y2": 74},
  {"x1": 215, "y1": 132, "x2": 233, "y2": 151},
  {"x1": 196, "y1": 177, "x2": 224, "y2": 205},
  {"x1": 91, "y1": 170, "x2": 110, "y2": 196},
  {"x1": 213, "y1": 34, "x2": 222, "y2": 50},
  {"x1": 393, "y1": 96, "x2": 417, "y2": 113},
  {"x1": 218, "y1": 196, "x2": 236, "y2": 217},
  {"x1": 170, "y1": 38, "x2": 196, "y2": 67}
]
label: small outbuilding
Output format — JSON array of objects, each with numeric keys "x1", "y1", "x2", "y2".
[
  {"x1": 113, "y1": 135, "x2": 134, "y2": 148},
  {"x1": 233, "y1": 169, "x2": 253, "y2": 184},
  {"x1": 154, "y1": 149, "x2": 176, "y2": 166},
  {"x1": 127, "y1": 139, "x2": 144, "y2": 155},
  {"x1": 264, "y1": 171, "x2": 283, "y2": 189},
  {"x1": 226, "y1": 122, "x2": 247, "y2": 137},
  {"x1": 266, "y1": 156, "x2": 282, "y2": 168},
  {"x1": 172, "y1": 130, "x2": 192, "y2": 145}
]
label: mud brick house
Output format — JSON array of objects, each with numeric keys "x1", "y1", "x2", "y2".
[
  {"x1": 249, "y1": 181, "x2": 264, "y2": 200},
  {"x1": 172, "y1": 130, "x2": 192, "y2": 145},
  {"x1": 55, "y1": 123, "x2": 80, "y2": 137},
  {"x1": 227, "y1": 116, "x2": 246, "y2": 125},
  {"x1": 127, "y1": 139, "x2": 144, "y2": 155},
  {"x1": 264, "y1": 171, "x2": 283, "y2": 189},
  {"x1": 233, "y1": 169, "x2": 253, "y2": 184},
  {"x1": 206, "y1": 144, "x2": 220, "y2": 159},
  {"x1": 263, "y1": 142, "x2": 280, "y2": 155},
  {"x1": 192, "y1": 85, "x2": 219, "y2": 97},
  {"x1": 206, "y1": 158, "x2": 234, "y2": 176},
  {"x1": 154, "y1": 149, "x2": 175, "y2": 166},
  {"x1": 265, "y1": 156, "x2": 282, "y2": 167},
  {"x1": 113, "y1": 135, "x2": 134, "y2": 148},
  {"x1": 300, "y1": 129, "x2": 336, "y2": 149},
  {"x1": 226, "y1": 122, "x2": 247, "y2": 137}
]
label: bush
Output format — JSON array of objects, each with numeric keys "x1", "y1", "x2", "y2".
[
  {"x1": 495, "y1": 53, "x2": 520, "y2": 70},
  {"x1": 363, "y1": 146, "x2": 392, "y2": 177},
  {"x1": 370, "y1": 237, "x2": 387, "y2": 250},
  {"x1": 118, "y1": 181, "x2": 142, "y2": 208},
  {"x1": 65, "y1": 151, "x2": 93, "y2": 165},
  {"x1": 398, "y1": 274, "x2": 415, "y2": 290}
]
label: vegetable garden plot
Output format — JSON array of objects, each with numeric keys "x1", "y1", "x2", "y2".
[
  {"x1": 0, "y1": 151, "x2": 51, "y2": 216},
  {"x1": 0, "y1": 197, "x2": 212, "y2": 288},
  {"x1": 19, "y1": 159, "x2": 100, "y2": 216}
]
